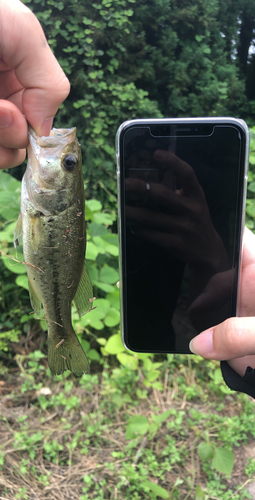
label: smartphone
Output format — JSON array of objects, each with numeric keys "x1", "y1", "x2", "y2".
[{"x1": 116, "y1": 118, "x2": 249, "y2": 354}]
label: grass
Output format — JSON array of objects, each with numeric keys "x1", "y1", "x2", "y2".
[{"x1": 1, "y1": 350, "x2": 255, "y2": 500}]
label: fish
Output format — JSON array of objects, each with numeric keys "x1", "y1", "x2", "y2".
[{"x1": 14, "y1": 127, "x2": 93, "y2": 376}]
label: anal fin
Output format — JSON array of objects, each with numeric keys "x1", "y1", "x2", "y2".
[
  {"x1": 74, "y1": 263, "x2": 94, "y2": 316},
  {"x1": 28, "y1": 278, "x2": 42, "y2": 315}
]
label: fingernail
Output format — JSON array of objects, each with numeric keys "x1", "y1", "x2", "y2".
[
  {"x1": 41, "y1": 117, "x2": 53, "y2": 137},
  {"x1": 189, "y1": 329, "x2": 214, "y2": 355},
  {"x1": 0, "y1": 108, "x2": 13, "y2": 128}
]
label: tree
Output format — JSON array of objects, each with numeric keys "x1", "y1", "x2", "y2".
[{"x1": 22, "y1": 0, "x2": 255, "y2": 201}]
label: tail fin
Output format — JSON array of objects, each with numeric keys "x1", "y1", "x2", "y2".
[{"x1": 48, "y1": 328, "x2": 90, "y2": 376}]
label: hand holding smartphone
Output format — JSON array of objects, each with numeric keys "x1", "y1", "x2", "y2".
[{"x1": 116, "y1": 118, "x2": 249, "y2": 354}]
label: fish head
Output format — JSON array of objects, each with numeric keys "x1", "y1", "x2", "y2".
[{"x1": 26, "y1": 127, "x2": 83, "y2": 215}]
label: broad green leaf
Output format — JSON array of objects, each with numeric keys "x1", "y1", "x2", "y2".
[
  {"x1": 104, "y1": 308, "x2": 120, "y2": 327},
  {"x1": 104, "y1": 333, "x2": 125, "y2": 354},
  {"x1": 117, "y1": 352, "x2": 138, "y2": 370},
  {"x1": 102, "y1": 233, "x2": 118, "y2": 245},
  {"x1": 197, "y1": 442, "x2": 213, "y2": 462},
  {"x1": 246, "y1": 205, "x2": 255, "y2": 218},
  {"x1": 93, "y1": 212, "x2": 114, "y2": 225},
  {"x1": 86, "y1": 199, "x2": 102, "y2": 212},
  {"x1": 96, "y1": 337, "x2": 106, "y2": 346},
  {"x1": 86, "y1": 241, "x2": 100, "y2": 260},
  {"x1": 212, "y1": 447, "x2": 234, "y2": 476},
  {"x1": 0, "y1": 230, "x2": 14, "y2": 243},
  {"x1": 0, "y1": 171, "x2": 21, "y2": 192},
  {"x1": 1, "y1": 221, "x2": 17, "y2": 234},
  {"x1": 105, "y1": 243, "x2": 118, "y2": 256},
  {"x1": 248, "y1": 181, "x2": 255, "y2": 192},
  {"x1": 99, "y1": 265, "x2": 119, "y2": 284},
  {"x1": 93, "y1": 298, "x2": 110, "y2": 316},
  {"x1": 88, "y1": 318, "x2": 104, "y2": 330},
  {"x1": 87, "y1": 349, "x2": 100, "y2": 361},
  {"x1": 134, "y1": 352, "x2": 152, "y2": 359},
  {"x1": 195, "y1": 485, "x2": 206, "y2": 499},
  {"x1": 152, "y1": 381, "x2": 164, "y2": 390},
  {"x1": 149, "y1": 422, "x2": 158, "y2": 435},
  {"x1": 88, "y1": 222, "x2": 108, "y2": 237},
  {"x1": 142, "y1": 480, "x2": 169, "y2": 499},
  {"x1": 146, "y1": 370, "x2": 160, "y2": 382},
  {"x1": 143, "y1": 358, "x2": 153, "y2": 371},
  {"x1": 0, "y1": 192, "x2": 20, "y2": 220},
  {"x1": 80, "y1": 299, "x2": 109, "y2": 322},
  {"x1": 249, "y1": 154, "x2": 255, "y2": 165},
  {"x1": 126, "y1": 415, "x2": 149, "y2": 439},
  {"x1": 93, "y1": 281, "x2": 115, "y2": 293},
  {"x1": 86, "y1": 262, "x2": 98, "y2": 282},
  {"x1": 1, "y1": 250, "x2": 27, "y2": 274},
  {"x1": 152, "y1": 410, "x2": 171, "y2": 425},
  {"x1": 92, "y1": 236, "x2": 109, "y2": 249},
  {"x1": 106, "y1": 290, "x2": 120, "y2": 310},
  {"x1": 136, "y1": 389, "x2": 147, "y2": 399},
  {"x1": 16, "y1": 275, "x2": 29, "y2": 291},
  {"x1": 78, "y1": 338, "x2": 90, "y2": 353}
]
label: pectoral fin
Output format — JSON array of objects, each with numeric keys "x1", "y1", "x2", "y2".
[
  {"x1": 74, "y1": 263, "x2": 94, "y2": 316},
  {"x1": 14, "y1": 213, "x2": 23, "y2": 248},
  {"x1": 28, "y1": 278, "x2": 42, "y2": 315},
  {"x1": 30, "y1": 215, "x2": 43, "y2": 253}
]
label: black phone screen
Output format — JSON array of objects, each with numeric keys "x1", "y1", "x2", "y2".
[{"x1": 119, "y1": 122, "x2": 247, "y2": 353}]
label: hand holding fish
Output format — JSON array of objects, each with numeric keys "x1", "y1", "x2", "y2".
[{"x1": 0, "y1": 0, "x2": 70, "y2": 168}]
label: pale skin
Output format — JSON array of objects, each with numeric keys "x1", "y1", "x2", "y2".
[
  {"x1": 1, "y1": 0, "x2": 255, "y2": 381},
  {"x1": 190, "y1": 227, "x2": 255, "y2": 377}
]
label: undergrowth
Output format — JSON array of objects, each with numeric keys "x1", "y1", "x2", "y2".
[{"x1": 0, "y1": 352, "x2": 255, "y2": 500}]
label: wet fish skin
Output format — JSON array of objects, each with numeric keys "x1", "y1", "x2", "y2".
[{"x1": 15, "y1": 127, "x2": 93, "y2": 376}]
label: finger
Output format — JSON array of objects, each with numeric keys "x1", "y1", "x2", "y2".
[
  {"x1": 188, "y1": 270, "x2": 233, "y2": 314},
  {"x1": 189, "y1": 317, "x2": 255, "y2": 360},
  {"x1": 0, "y1": 68, "x2": 23, "y2": 101},
  {"x1": 126, "y1": 205, "x2": 177, "y2": 231},
  {"x1": 0, "y1": 100, "x2": 28, "y2": 149},
  {"x1": 131, "y1": 227, "x2": 185, "y2": 259},
  {"x1": 125, "y1": 177, "x2": 190, "y2": 213},
  {"x1": 0, "y1": 0, "x2": 70, "y2": 136},
  {"x1": 0, "y1": 145, "x2": 26, "y2": 169},
  {"x1": 154, "y1": 150, "x2": 204, "y2": 197},
  {"x1": 238, "y1": 227, "x2": 255, "y2": 316},
  {"x1": 228, "y1": 355, "x2": 255, "y2": 376},
  {"x1": 241, "y1": 226, "x2": 255, "y2": 269}
]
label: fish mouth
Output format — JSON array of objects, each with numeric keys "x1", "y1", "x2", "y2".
[{"x1": 28, "y1": 126, "x2": 77, "y2": 148}]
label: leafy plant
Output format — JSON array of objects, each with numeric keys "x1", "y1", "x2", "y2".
[
  {"x1": 197, "y1": 440, "x2": 235, "y2": 477},
  {"x1": 246, "y1": 126, "x2": 255, "y2": 232}
]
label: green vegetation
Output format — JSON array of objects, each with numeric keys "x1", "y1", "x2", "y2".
[
  {"x1": 17, "y1": 0, "x2": 255, "y2": 203},
  {"x1": 2, "y1": 0, "x2": 255, "y2": 498},
  {"x1": 1, "y1": 352, "x2": 255, "y2": 499}
]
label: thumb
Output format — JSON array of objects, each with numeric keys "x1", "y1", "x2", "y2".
[
  {"x1": 189, "y1": 317, "x2": 255, "y2": 360},
  {"x1": 0, "y1": 0, "x2": 70, "y2": 136}
]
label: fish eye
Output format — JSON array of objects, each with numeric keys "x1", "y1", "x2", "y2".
[{"x1": 62, "y1": 154, "x2": 77, "y2": 172}]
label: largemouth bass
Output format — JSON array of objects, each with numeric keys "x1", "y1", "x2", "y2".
[{"x1": 14, "y1": 127, "x2": 93, "y2": 376}]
